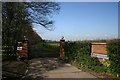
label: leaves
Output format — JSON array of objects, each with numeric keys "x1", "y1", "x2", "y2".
[{"x1": 107, "y1": 40, "x2": 120, "y2": 76}]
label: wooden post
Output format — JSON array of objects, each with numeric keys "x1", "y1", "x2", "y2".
[{"x1": 60, "y1": 36, "x2": 65, "y2": 59}]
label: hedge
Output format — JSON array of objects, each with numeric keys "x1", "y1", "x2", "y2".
[
  {"x1": 63, "y1": 40, "x2": 120, "y2": 76},
  {"x1": 107, "y1": 40, "x2": 120, "y2": 76},
  {"x1": 63, "y1": 41, "x2": 103, "y2": 72}
]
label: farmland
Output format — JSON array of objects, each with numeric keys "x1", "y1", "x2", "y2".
[{"x1": 37, "y1": 42, "x2": 60, "y2": 53}]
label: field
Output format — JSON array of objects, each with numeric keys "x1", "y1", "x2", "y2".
[{"x1": 37, "y1": 42, "x2": 60, "y2": 53}]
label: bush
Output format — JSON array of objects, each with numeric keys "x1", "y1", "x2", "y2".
[
  {"x1": 64, "y1": 41, "x2": 103, "y2": 71},
  {"x1": 64, "y1": 41, "x2": 91, "y2": 59},
  {"x1": 64, "y1": 40, "x2": 120, "y2": 77},
  {"x1": 107, "y1": 40, "x2": 120, "y2": 76}
]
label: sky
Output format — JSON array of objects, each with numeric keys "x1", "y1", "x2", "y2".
[{"x1": 33, "y1": 2, "x2": 118, "y2": 41}]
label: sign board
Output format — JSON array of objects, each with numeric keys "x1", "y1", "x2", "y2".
[
  {"x1": 91, "y1": 43, "x2": 109, "y2": 62},
  {"x1": 92, "y1": 53, "x2": 109, "y2": 59},
  {"x1": 91, "y1": 43, "x2": 107, "y2": 54},
  {"x1": 17, "y1": 47, "x2": 22, "y2": 50}
]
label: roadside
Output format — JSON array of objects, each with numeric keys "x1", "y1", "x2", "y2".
[
  {"x1": 78, "y1": 67, "x2": 116, "y2": 78},
  {"x1": 2, "y1": 42, "x2": 117, "y2": 79},
  {"x1": 27, "y1": 43, "x2": 116, "y2": 79}
]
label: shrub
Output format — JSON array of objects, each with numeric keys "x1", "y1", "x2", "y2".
[
  {"x1": 63, "y1": 42, "x2": 91, "y2": 61},
  {"x1": 64, "y1": 40, "x2": 120, "y2": 77},
  {"x1": 107, "y1": 40, "x2": 120, "y2": 76},
  {"x1": 64, "y1": 41, "x2": 102, "y2": 71}
]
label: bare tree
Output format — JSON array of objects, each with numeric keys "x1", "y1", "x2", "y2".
[
  {"x1": 25, "y1": 2, "x2": 60, "y2": 30},
  {"x1": 2, "y1": 2, "x2": 60, "y2": 57}
]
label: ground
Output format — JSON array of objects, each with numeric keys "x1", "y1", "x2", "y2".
[
  {"x1": 23, "y1": 57, "x2": 97, "y2": 79},
  {"x1": 2, "y1": 61, "x2": 28, "y2": 79},
  {"x1": 2, "y1": 57, "x2": 116, "y2": 79}
]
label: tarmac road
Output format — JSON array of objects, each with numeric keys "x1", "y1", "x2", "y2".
[{"x1": 24, "y1": 57, "x2": 97, "y2": 79}]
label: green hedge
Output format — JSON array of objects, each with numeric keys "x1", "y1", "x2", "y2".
[
  {"x1": 63, "y1": 41, "x2": 103, "y2": 72},
  {"x1": 107, "y1": 40, "x2": 120, "y2": 76},
  {"x1": 64, "y1": 40, "x2": 120, "y2": 77}
]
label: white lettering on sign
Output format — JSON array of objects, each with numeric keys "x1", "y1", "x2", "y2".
[
  {"x1": 17, "y1": 47, "x2": 22, "y2": 50},
  {"x1": 92, "y1": 53, "x2": 109, "y2": 59}
]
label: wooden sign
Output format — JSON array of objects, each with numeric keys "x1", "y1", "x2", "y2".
[{"x1": 91, "y1": 43, "x2": 109, "y2": 62}]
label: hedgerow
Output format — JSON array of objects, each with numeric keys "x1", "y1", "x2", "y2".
[
  {"x1": 107, "y1": 40, "x2": 120, "y2": 76},
  {"x1": 63, "y1": 40, "x2": 120, "y2": 77},
  {"x1": 63, "y1": 41, "x2": 103, "y2": 72}
]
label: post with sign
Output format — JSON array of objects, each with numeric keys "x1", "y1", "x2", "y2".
[
  {"x1": 16, "y1": 36, "x2": 28, "y2": 61},
  {"x1": 22, "y1": 36, "x2": 28, "y2": 59},
  {"x1": 60, "y1": 36, "x2": 65, "y2": 60}
]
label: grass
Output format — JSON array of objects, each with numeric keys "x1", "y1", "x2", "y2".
[
  {"x1": 28, "y1": 42, "x2": 60, "y2": 58},
  {"x1": 37, "y1": 42, "x2": 60, "y2": 53}
]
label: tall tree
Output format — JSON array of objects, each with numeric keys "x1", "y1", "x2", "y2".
[
  {"x1": 2, "y1": 2, "x2": 60, "y2": 55},
  {"x1": 2, "y1": 2, "x2": 29, "y2": 46},
  {"x1": 25, "y1": 2, "x2": 60, "y2": 30}
]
